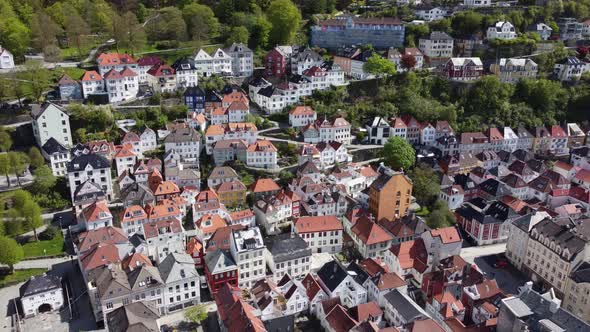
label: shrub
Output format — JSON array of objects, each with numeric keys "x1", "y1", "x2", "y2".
[{"x1": 39, "y1": 225, "x2": 61, "y2": 241}]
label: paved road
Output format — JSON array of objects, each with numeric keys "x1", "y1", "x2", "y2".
[{"x1": 460, "y1": 243, "x2": 506, "y2": 264}]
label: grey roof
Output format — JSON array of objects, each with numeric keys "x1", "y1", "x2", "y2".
[
  {"x1": 165, "y1": 166, "x2": 200, "y2": 180},
  {"x1": 503, "y1": 287, "x2": 590, "y2": 331},
  {"x1": 264, "y1": 314, "x2": 295, "y2": 332},
  {"x1": 531, "y1": 219, "x2": 588, "y2": 261},
  {"x1": 129, "y1": 233, "x2": 146, "y2": 248},
  {"x1": 383, "y1": 289, "x2": 427, "y2": 322},
  {"x1": 163, "y1": 127, "x2": 201, "y2": 143},
  {"x1": 120, "y1": 183, "x2": 154, "y2": 203},
  {"x1": 19, "y1": 273, "x2": 61, "y2": 298},
  {"x1": 225, "y1": 43, "x2": 252, "y2": 54},
  {"x1": 264, "y1": 233, "x2": 311, "y2": 263},
  {"x1": 73, "y1": 180, "x2": 106, "y2": 203},
  {"x1": 42, "y1": 137, "x2": 68, "y2": 155},
  {"x1": 204, "y1": 250, "x2": 236, "y2": 274},
  {"x1": 106, "y1": 301, "x2": 160, "y2": 332},
  {"x1": 67, "y1": 153, "x2": 111, "y2": 172},
  {"x1": 424, "y1": 31, "x2": 453, "y2": 40},
  {"x1": 127, "y1": 265, "x2": 163, "y2": 291},
  {"x1": 184, "y1": 86, "x2": 205, "y2": 97},
  {"x1": 512, "y1": 214, "x2": 541, "y2": 233},
  {"x1": 346, "y1": 262, "x2": 370, "y2": 285},
  {"x1": 208, "y1": 166, "x2": 238, "y2": 180},
  {"x1": 172, "y1": 57, "x2": 197, "y2": 71},
  {"x1": 158, "y1": 252, "x2": 199, "y2": 283}
]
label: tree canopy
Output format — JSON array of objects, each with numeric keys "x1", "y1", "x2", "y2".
[
  {"x1": 382, "y1": 137, "x2": 415, "y2": 171},
  {"x1": 267, "y1": 0, "x2": 301, "y2": 45},
  {"x1": 0, "y1": 236, "x2": 24, "y2": 272}
]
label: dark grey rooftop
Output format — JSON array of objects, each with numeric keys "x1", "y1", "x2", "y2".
[{"x1": 265, "y1": 233, "x2": 311, "y2": 263}]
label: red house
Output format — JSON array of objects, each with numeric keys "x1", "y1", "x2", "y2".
[
  {"x1": 443, "y1": 58, "x2": 483, "y2": 81},
  {"x1": 186, "y1": 237, "x2": 204, "y2": 268},
  {"x1": 204, "y1": 249, "x2": 239, "y2": 294},
  {"x1": 264, "y1": 47, "x2": 290, "y2": 78}
]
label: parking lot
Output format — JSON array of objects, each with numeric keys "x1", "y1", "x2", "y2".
[{"x1": 474, "y1": 253, "x2": 529, "y2": 295}]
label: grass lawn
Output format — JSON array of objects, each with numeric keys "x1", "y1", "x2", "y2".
[
  {"x1": 0, "y1": 268, "x2": 48, "y2": 288},
  {"x1": 21, "y1": 234, "x2": 65, "y2": 258},
  {"x1": 415, "y1": 206, "x2": 430, "y2": 216}
]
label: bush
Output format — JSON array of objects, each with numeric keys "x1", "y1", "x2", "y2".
[
  {"x1": 39, "y1": 225, "x2": 61, "y2": 241},
  {"x1": 155, "y1": 40, "x2": 180, "y2": 49}
]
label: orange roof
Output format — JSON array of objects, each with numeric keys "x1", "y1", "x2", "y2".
[
  {"x1": 97, "y1": 52, "x2": 137, "y2": 66},
  {"x1": 475, "y1": 279, "x2": 501, "y2": 299},
  {"x1": 432, "y1": 292, "x2": 464, "y2": 318},
  {"x1": 77, "y1": 226, "x2": 128, "y2": 252},
  {"x1": 196, "y1": 214, "x2": 228, "y2": 237},
  {"x1": 247, "y1": 140, "x2": 277, "y2": 152},
  {"x1": 121, "y1": 252, "x2": 152, "y2": 271},
  {"x1": 374, "y1": 272, "x2": 405, "y2": 290},
  {"x1": 389, "y1": 239, "x2": 428, "y2": 272},
  {"x1": 229, "y1": 209, "x2": 254, "y2": 220},
  {"x1": 251, "y1": 178, "x2": 280, "y2": 193},
  {"x1": 359, "y1": 166, "x2": 378, "y2": 178},
  {"x1": 81, "y1": 70, "x2": 102, "y2": 81},
  {"x1": 145, "y1": 200, "x2": 181, "y2": 220},
  {"x1": 429, "y1": 227, "x2": 461, "y2": 244},
  {"x1": 359, "y1": 258, "x2": 389, "y2": 276},
  {"x1": 206, "y1": 124, "x2": 225, "y2": 136},
  {"x1": 350, "y1": 301, "x2": 382, "y2": 322},
  {"x1": 211, "y1": 107, "x2": 226, "y2": 116},
  {"x1": 186, "y1": 237, "x2": 203, "y2": 255},
  {"x1": 114, "y1": 143, "x2": 136, "y2": 158},
  {"x1": 227, "y1": 101, "x2": 248, "y2": 112},
  {"x1": 351, "y1": 216, "x2": 393, "y2": 245},
  {"x1": 82, "y1": 200, "x2": 112, "y2": 222},
  {"x1": 289, "y1": 106, "x2": 316, "y2": 116},
  {"x1": 295, "y1": 215, "x2": 343, "y2": 233},
  {"x1": 222, "y1": 91, "x2": 248, "y2": 105},
  {"x1": 193, "y1": 113, "x2": 207, "y2": 124},
  {"x1": 80, "y1": 243, "x2": 120, "y2": 271},
  {"x1": 554, "y1": 160, "x2": 574, "y2": 171},
  {"x1": 227, "y1": 122, "x2": 257, "y2": 132},
  {"x1": 500, "y1": 195, "x2": 528, "y2": 213},
  {"x1": 216, "y1": 180, "x2": 247, "y2": 193},
  {"x1": 575, "y1": 169, "x2": 590, "y2": 183},
  {"x1": 153, "y1": 181, "x2": 180, "y2": 196}
]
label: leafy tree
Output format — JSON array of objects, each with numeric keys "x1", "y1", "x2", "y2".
[
  {"x1": 0, "y1": 128, "x2": 12, "y2": 152},
  {"x1": 226, "y1": 26, "x2": 250, "y2": 46},
  {"x1": 23, "y1": 60, "x2": 51, "y2": 102},
  {"x1": 32, "y1": 165, "x2": 57, "y2": 192},
  {"x1": 28, "y1": 147, "x2": 44, "y2": 169},
  {"x1": 267, "y1": 0, "x2": 301, "y2": 45},
  {"x1": 408, "y1": 165, "x2": 440, "y2": 207},
  {"x1": 65, "y1": 12, "x2": 90, "y2": 60},
  {"x1": 451, "y1": 11, "x2": 483, "y2": 37},
  {"x1": 8, "y1": 152, "x2": 28, "y2": 186},
  {"x1": 22, "y1": 199, "x2": 43, "y2": 241},
  {"x1": 400, "y1": 54, "x2": 417, "y2": 71},
  {"x1": 184, "y1": 304, "x2": 208, "y2": 324},
  {"x1": 363, "y1": 53, "x2": 397, "y2": 77},
  {"x1": 183, "y1": 3, "x2": 220, "y2": 41},
  {"x1": 0, "y1": 236, "x2": 23, "y2": 273},
  {"x1": 216, "y1": 0, "x2": 236, "y2": 23},
  {"x1": 382, "y1": 137, "x2": 415, "y2": 171},
  {"x1": 146, "y1": 7, "x2": 188, "y2": 42},
  {"x1": 31, "y1": 12, "x2": 62, "y2": 52},
  {"x1": 426, "y1": 200, "x2": 456, "y2": 229},
  {"x1": 250, "y1": 16, "x2": 272, "y2": 49},
  {"x1": 0, "y1": 154, "x2": 9, "y2": 186},
  {"x1": 112, "y1": 12, "x2": 146, "y2": 55}
]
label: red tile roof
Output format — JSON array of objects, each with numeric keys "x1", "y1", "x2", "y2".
[
  {"x1": 575, "y1": 169, "x2": 590, "y2": 183},
  {"x1": 147, "y1": 63, "x2": 175, "y2": 76},
  {"x1": 80, "y1": 243, "x2": 120, "y2": 271},
  {"x1": 325, "y1": 304, "x2": 358, "y2": 332},
  {"x1": 351, "y1": 216, "x2": 393, "y2": 245},
  {"x1": 374, "y1": 272, "x2": 405, "y2": 290},
  {"x1": 429, "y1": 227, "x2": 461, "y2": 244},
  {"x1": 142, "y1": 218, "x2": 182, "y2": 239},
  {"x1": 121, "y1": 252, "x2": 152, "y2": 271},
  {"x1": 196, "y1": 214, "x2": 228, "y2": 237},
  {"x1": 186, "y1": 237, "x2": 203, "y2": 256},
  {"x1": 206, "y1": 225, "x2": 245, "y2": 252},
  {"x1": 289, "y1": 106, "x2": 316, "y2": 116},
  {"x1": 152, "y1": 181, "x2": 180, "y2": 196},
  {"x1": 251, "y1": 178, "x2": 280, "y2": 193},
  {"x1": 81, "y1": 70, "x2": 102, "y2": 81},
  {"x1": 77, "y1": 226, "x2": 128, "y2": 252},
  {"x1": 82, "y1": 200, "x2": 111, "y2": 222},
  {"x1": 359, "y1": 258, "x2": 388, "y2": 276},
  {"x1": 97, "y1": 53, "x2": 137, "y2": 66},
  {"x1": 295, "y1": 215, "x2": 343, "y2": 233},
  {"x1": 389, "y1": 239, "x2": 428, "y2": 273},
  {"x1": 350, "y1": 301, "x2": 382, "y2": 322},
  {"x1": 247, "y1": 140, "x2": 277, "y2": 152}
]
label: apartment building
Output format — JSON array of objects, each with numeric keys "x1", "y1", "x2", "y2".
[
  {"x1": 230, "y1": 227, "x2": 266, "y2": 288},
  {"x1": 419, "y1": 31, "x2": 454, "y2": 59},
  {"x1": 368, "y1": 166, "x2": 413, "y2": 221},
  {"x1": 294, "y1": 215, "x2": 343, "y2": 254},
  {"x1": 67, "y1": 154, "x2": 113, "y2": 202},
  {"x1": 31, "y1": 103, "x2": 73, "y2": 148}
]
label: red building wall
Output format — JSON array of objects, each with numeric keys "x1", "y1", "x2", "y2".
[{"x1": 264, "y1": 49, "x2": 287, "y2": 78}]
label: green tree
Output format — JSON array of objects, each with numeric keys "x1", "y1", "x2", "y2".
[
  {"x1": 146, "y1": 7, "x2": 188, "y2": 42},
  {"x1": 8, "y1": 152, "x2": 28, "y2": 186},
  {"x1": 183, "y1": 3, "x2": 220, "y2": 41},
  {"x1": 23, "y1": 60, "x2": 51, "y2": 102},
  {"x1": 267, "y1": 0, "x2": 301, "y2": 45},
  {"x1": 382, "y1": 137, "x2": 415, "y2": 171},
  {"x1": 32, "y1": 165, "x2": 57, "y2": 192},
  {"x1": 184, "y1": 304, "x2": 208, "y2": 324},
  {"x1": 426, "y1": 200, "x2": 456, "y2": 229},
  {"x1": 451, "y1": 11, "x2": 483, "y2": 36},
  {"x1": 22, "y1": 199, "x2": 43, "y2": 241},
  {"x1": 408, "y1": 165, "x2": 440, "y2": 207},
  {"x1": 65, "y1": 12, "x2": 90, "y2": 61},
  {"x1": 364, "y1": 53, "x2": 397, "y2": 77},
  {"x1": 31, "y1": 12, "x2": 62, "y2": 52},
  {"x1": 0, "y1": 154, "x2": 9, "y2": 186},
  {"x1": 0, "y1": 236, "x2": 23, "y2": 273},
  {"x1": 251, "y1": 16, "x2": 272, "y2": 49},
  {"x1": 27, "y1": 147, "x2": 44, "y2": 169},
  {"x1": 0, "y1": 128, "x2": 12, "y2": 152},
  {"x1": 112, "y1": 12, "x2": 146, "y2": 55},
  {"x1": 0, "y1": 17, "x2": 31, "y2": 58},
  {"x1": 226, "y1": 26, "x2": 250, "y2": 46}
]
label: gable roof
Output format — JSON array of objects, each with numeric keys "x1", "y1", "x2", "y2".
[{"x1": 351, "y1": 216, "x2": 393, "y2": 245}]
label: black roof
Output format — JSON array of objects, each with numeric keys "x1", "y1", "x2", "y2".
[
  {"x1": 172, "y1": 57, "x2": 197, "y2": 71},
  {"x1": 571, "y1": 262, "x2": 590, "y2": 283},
  {"x1": 42, "y1": 137, "x2": 68, "y2": 155},
  {"x1": 264, "y1": 314, "x2": 295, "y2": 332},
  {"x1": 317, "y1": 260, "x2": 348, "y2": 292},
  {"x1": 67, "y1": 153, "x2": 111, "y2": 172},
  {"x1": 346, "y1": 262, "x2": 370, "y2": 285},
  {"x1": 72, "y1": 180, "x2": 106, "y2": 202},
  {"x1": 532, "y1": 219, "x2": 587, "y2": 260},
  {"x1": 19, "y1": 273, "x2": 61, "y2": 298},
  {"x1": 258, "y1": 86, "x2": 275, "y2": 98},
  {"x1": 264, "y1": 233, "x2": 311, "y2": 263},
  {"x1": 183, "y1": 86, "x2": 205, "y2": 97}
]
